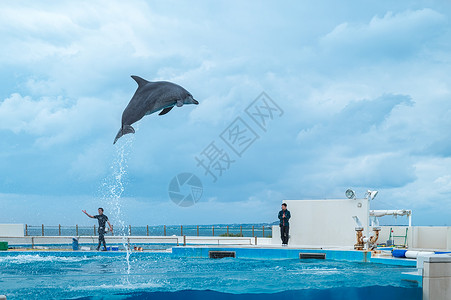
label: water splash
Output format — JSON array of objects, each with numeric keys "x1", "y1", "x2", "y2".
[{"x1": 100, "y1": 134, "x2": 135, "y2": 277}]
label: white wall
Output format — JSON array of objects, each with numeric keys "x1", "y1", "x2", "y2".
[
  {"x1": 414, "y1": 227, "x2": 448, "y2": 250},
  {"x1": 376, "y1": 226, "x2": 451, "y2": 250},
  {"x1": 276, "y1": 223, "x2": 451, "y2": 250},
  {"x1": 3, "y1": 236, "x2": 272, "y2": 246},
  {"x1": 422, "y1": 255, "x2": 451, "y2": 300},
  {"x1": 0, "y1": 224, "x2": 24, "y2": 237},
  {"x1": 375, "y1": 226, "x2": 411, "y2": 247},
  {"x1": 272, "y1": 199, "x2": 369, "y2": 247}
]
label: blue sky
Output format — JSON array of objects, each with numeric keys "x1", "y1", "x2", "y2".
[{"x1": 0, "y1": 1, "x2": 450, "y2": 227}]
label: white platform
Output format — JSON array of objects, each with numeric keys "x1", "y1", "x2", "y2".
[{"x1": 0, "y1": 224, "x2": 24, "y2": 237}]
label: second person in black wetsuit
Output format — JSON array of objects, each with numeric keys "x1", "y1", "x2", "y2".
[
  {"x1": 278, "y1": 203, "x2": 291, "y2": 246},
  {"x1": 82, "y1": 208, "x2": 113, "y2": 251}
]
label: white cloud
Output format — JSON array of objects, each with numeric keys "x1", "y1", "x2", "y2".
[
  {"x1": 0, "y1": 93, "x2": 121, "y2": 147},
  {"x1": 0, "y1": 2, "x2": 451, "y2": 225},
  {"x1": 70, "y1": 140, "x2": 114, "y2": 181},
  {"x1": 319, "y1": 8, "x2": 446, "y2": 61}
]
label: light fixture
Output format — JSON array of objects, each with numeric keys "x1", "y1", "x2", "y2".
[
  {"x1": 345, "y1": 189, "x2": 356, "y2": 199},
  {"x1": 365, "y1": 190, "x2": 378, "y2": 200}
]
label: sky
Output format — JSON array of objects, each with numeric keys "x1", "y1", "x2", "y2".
[{"x1": 0, "y1": 0, "x2": 450, "y2": 227}]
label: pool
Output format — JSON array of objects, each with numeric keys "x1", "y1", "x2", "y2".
[{"x1": 0, "y1": 251, "x2": 421, "y2": 299}]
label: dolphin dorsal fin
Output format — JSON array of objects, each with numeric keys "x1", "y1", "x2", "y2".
[{"x1": 131, "y1": 75, "x2": 150, "y2": 88}]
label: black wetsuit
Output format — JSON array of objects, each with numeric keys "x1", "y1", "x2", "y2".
[
  {"x1": 94, "y1": 214, "x2": 108, "y2": 250},
  {"x1": 278, "y1": 209, "x2": 291, "y2": 245}
]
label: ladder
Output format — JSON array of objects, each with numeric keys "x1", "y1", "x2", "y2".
[{"x1": 388, "y1": 227, "x2": 408, "y2": 248}]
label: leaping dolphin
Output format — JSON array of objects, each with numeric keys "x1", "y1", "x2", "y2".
[{"x1": 114, "y1": 75, "x2": 199, "y2": 144}]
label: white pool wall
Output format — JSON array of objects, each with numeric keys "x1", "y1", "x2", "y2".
[
  {"x1": 272, "y1": 199, "x2": 369, "y2": 247},
  {"x1": 270, "y1": 199, "x2": 451, "y2": 251},
  {"x1": 0, "y1": 224, "x2": 23, "y2": 237}
]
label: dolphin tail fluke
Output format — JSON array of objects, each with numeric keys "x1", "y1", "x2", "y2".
[{"x1": 113, "y1": 125, "x2": 135, "y2": 144}]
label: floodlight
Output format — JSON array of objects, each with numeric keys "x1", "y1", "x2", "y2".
[
  {"x1": 366, "y1": 190, "x2": 378, "y2": 200},
  {"x1": 345, "y1": 189, "x2": 356, "y2": 199}
]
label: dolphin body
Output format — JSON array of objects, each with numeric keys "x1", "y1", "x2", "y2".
[{"x1": 114, "y1": 75, "x2": 199, "y2": 144}]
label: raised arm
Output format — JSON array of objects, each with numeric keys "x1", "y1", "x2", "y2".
[{"x1": 82, "y1": 210, "x2": 95, "y2": 218}]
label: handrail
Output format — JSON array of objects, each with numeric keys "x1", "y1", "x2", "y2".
[{"x1": 23, "y1": 224, "x2": 273, "y2": 238}]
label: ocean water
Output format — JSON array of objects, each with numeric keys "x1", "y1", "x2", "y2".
[{"x1": 0, "y1": 252, "x2": 421, "y2": 300}]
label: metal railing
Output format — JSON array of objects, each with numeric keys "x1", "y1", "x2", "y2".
[{"x1": 24, "y1": 224, "x2": 273, "y2": 238}]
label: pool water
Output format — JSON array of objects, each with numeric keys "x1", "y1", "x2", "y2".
[{"x1": 0, "y1": 252, "x2": 421, "y2": 299}]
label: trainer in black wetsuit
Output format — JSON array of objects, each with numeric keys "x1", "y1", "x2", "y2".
[
  {"x1": 82, "y1": 208, "x2": 113, "y2": 251},
  {"x1": 278, "y1": 203, "x2": 291, "y2": 246}
]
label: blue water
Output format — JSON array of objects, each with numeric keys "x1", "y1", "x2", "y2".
[{"x1": 0, "y1": 252, "x2": 421, "y2": 299}]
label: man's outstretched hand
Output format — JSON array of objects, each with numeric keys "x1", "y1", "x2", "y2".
[{"x1": 82, "y1": 210, "x2": 93, "y2": 218}]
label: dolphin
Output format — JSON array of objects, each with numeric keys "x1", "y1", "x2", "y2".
[{"x1": 113, "y1": 75, "x2": 199, "y2": 144}]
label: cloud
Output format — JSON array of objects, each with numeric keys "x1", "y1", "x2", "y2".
[
  {"x1": 319, "y1": 8, "x2": 446, "y2": 62},
  {"x1": 0, "y1": 93, "x2": 121, "y2": 147},
  {"x1": 70, "y1": 140, "x2": 114, "y2": 181},
  {"x1": 297, "y1": 94, "x2": 414, "y2": 156},
  {"x1": 0, "y1": 2, "x2": 451, "y2": 226}
]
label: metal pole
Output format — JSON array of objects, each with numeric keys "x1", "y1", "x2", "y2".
[
  {"x1": 255, "y1": 236, "x2": 257, "y2": 245},
  {"x1": 42, "y1": 224, "x2": 44, "y2": 236},
  {"x1": 252, "y1": 225, "x2": 254, "y2": 237},
  {"x1": 94, "y1": 225, "x2": 96, "y2": 236},
  {"x1": 147, "y1": 225, "x2": 149, "y2": 236},
  {"x1": 76, "y1": 224, "x2": 78, "y2": 236},
  {"x1": 227, "y1": 225, "x2": 229, "y2": 236},
  {"x1": 111, "y1": 225, "x2": 114, "y2": 236},
  {"x1": 164, "y1": 225, "x2": 166, "y2": 236},
  {"x1": 59, "y1": 224, "x2": 61, "y2": 236},
  {"x1": 262, "y1": 226, "x2": 265, "y2": 237},
  {"x1": 25, "y1": 224, "x2": 28, "y2": 236},
  {"x1": 183, "y1": 235, "x2": 186, "y2": 246},
  {"x1": 32, "y1": 237, "x2": 34, "y2": 249},
  {"x1": 181, "y1": 225, "x2": 183, "y2": 236},
  {"x1": 129, "y1": 225, "x2": 131, "y2": 235},
  {"x1": 212, "y1": 225, "x2": 215, "y2": 236},
  {"x1": 197, "y1": 225, "x2": 199, "y2": 237},
  {"x1": 240, "y1": 225, "x2": 242, "y2": 236}
]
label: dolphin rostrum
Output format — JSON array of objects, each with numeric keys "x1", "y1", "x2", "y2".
[{"x1": 113, "y1": 75, "x2": 199, "y2": 144}]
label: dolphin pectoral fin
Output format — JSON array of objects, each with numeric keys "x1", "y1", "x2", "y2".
[
  {"x1": 113, "y1": 125, "x2": 135, "y2": 144},
  {"x1": 159, "y1": 106, "x2": 174, "y2": 116},
  {"x1": 176, "y1": 100, "x2": 183, "y2": 107}
]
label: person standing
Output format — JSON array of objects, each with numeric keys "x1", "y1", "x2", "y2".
[
  {"x1": 82, "y1": 208, "x2": 113, "y2": 251},
  {"x1": 278, "y1": 203, "x2": 291, "y2": 246}
]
